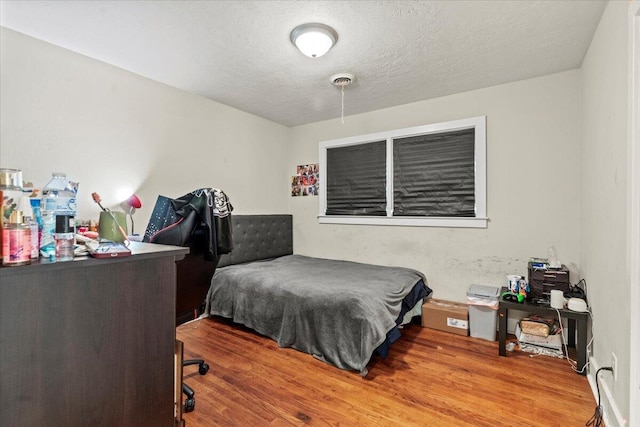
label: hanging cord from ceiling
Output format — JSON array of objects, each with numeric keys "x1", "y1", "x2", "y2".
[{"x1": 330, "y1": 73, "x2": 356, "y2": 124}]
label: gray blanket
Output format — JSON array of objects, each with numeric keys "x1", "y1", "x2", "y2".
[{"x1": 205, "y1": 254, "x2": 427, "y2": 375}]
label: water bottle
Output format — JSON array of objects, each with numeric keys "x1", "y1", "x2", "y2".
[
  {"x1": 42, "y1": 173, "x2": 78, "y2": 216},
  {"x1": 547, "y1": 245, "x2": 559, "y2": 269},
  {"x1": 41, "y1": 173, "x2": 78, "y2": 258}
]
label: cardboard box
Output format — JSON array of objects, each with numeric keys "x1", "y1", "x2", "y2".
[{"x1": 421, "y1": 298, "x2": 469, "y2": 336}]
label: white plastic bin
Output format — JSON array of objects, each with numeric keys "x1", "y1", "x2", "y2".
[{"x1": 467, "y1": 284, "x2": 500, "y2": 341}]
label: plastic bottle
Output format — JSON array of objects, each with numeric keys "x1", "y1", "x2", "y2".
[
  {"x1": 2, "y1": 210, "x2": 31, "y2": 266},
  {"x1": 40, "y1": 211, "x2": 56, "y2": 259},
  {"x1": 41, "y1": 173, "x2": 78, "y2": 259},
  {"x1": 26, "y1": 217, "x2": 39, "y2": 259},
  {"x1": 30, "y1": 198, "x2": 43, "y2": 256},
  {"x1": 547, "y1": 245, "x2": 559, "y2": 269},
  {"x1": 19, "y1": 195, "x2": 39, "y2": 259},
  {"x1": 42, "y1": 173, "x2": 78, "y2": 216}
]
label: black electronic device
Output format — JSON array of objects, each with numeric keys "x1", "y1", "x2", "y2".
[{"x1": 564, "y1": 285, "x2": 586, "y2": 300}]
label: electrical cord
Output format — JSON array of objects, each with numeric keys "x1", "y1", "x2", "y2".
[
  {"x1": 586, "y1": 367, "x2": 613, "y2": 427},
  {"x1": 553, "y1": 307, "x2": 593, "y2": 374},
  {"x1": 566, "y1": 278, "x2": 588, "y2": 299}
]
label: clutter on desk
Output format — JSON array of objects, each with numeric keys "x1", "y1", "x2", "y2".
[
  {"x1": 524, "y1": 251, "x2": 572, "y2": 302},
  {"x1": 507, "y1": 274, "x2": 529, "y2": 299},
  {"x1": 1, "y1": 169, "x2": 80, "y2": 266}
]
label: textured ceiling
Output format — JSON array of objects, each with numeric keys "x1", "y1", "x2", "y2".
[{"x1": 0, "y1": 0, "x2": 607, "y2": 127}]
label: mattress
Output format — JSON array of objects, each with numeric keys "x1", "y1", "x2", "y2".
[{"x1": 205, "y1": 254, "x2": 431, "y2": 375}]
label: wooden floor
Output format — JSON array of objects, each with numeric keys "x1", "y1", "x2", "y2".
[{"x1": 176, "y1": 317, "x2": 596, "y2": 427}]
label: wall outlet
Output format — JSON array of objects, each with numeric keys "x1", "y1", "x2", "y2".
[{"x1": 611, "y1": 352, "x2": 618, "y2": 381}]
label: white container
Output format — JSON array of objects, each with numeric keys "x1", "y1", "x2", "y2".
[{"x1": 467, "y1": 284, "x2": 500, "y2": 341}]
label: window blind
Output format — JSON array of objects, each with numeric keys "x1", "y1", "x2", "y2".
[
  {"x1": 393, "y1": 129, "x2": 475, "y2": 217},
  {"x1": 326, "y1": 141, "x2": 387, "y2": 215}
]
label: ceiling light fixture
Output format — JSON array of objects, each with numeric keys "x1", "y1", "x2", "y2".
[{"x1": 290, "y1": 23, "x2": 338, "y2": 58}]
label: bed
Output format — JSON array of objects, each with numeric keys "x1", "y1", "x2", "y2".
[{"x1": 205, "y1": 215, "x2": 432, "y2": 376}]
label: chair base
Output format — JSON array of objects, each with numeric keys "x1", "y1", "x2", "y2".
[{"x1": 182, "y1": 359, "x2": 210, "y2": 412}]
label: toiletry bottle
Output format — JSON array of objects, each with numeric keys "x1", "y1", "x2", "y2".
[
  {"x1": 2, "y1": 210, "x2": 31, "y2": 266},
  {"x1": 20, "y1": 195, "x2": 39, "y2": 259},
  {"x1": 25, "y1": 216, "x2": 39, "y2": 259},
  {"x1": 30, "y1": 198, "x2": 43, "y2": 255},
  {"x1": 54, "y1": 214, "x2": 75, "y2": 262},
  {"x1": 39, "y1": 210, "x2": 56, "y2": 258}
]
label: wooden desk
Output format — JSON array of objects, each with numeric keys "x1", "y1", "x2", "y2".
[
  {"x1": 0, "y1": 242, "x2": 188, "y2": 427},
  {"x1": 497, "y1": 286, "x2": 589, "y2": 375}
]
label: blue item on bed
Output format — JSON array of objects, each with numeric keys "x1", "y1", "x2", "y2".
[{"x1": 374, "y1": 279, "x2": 431, "y2": 359}]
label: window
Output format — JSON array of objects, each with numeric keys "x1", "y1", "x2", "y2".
[{"x1": 319, "y1": 116, "x2": 487, "y2": 228}]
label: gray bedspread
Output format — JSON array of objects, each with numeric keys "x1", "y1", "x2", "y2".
[{"x1": 205, "y1": 254, "x2": 427, "y2": 375}]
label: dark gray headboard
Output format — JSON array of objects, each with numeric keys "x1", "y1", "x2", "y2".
[{"x1": 217, "y1": 214, "x2": 293, "y2": 267}]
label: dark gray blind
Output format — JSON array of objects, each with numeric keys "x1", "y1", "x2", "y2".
[
  {"x1": 326, "y1": 141, "x2": 387, "y2": 215},
  {"x1": 393, "y1": 128, "x2": 475, "y2": 217}
]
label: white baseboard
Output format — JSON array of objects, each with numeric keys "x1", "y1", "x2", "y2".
[{"x1": 588, "y1": 357, "x2": 627, "y2": 427}]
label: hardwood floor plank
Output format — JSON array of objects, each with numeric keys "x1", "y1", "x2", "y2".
[{"x1": 177, "y1": 317, "x2": 595, "y2": 426}]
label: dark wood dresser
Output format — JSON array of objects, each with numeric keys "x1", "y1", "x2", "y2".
[{"x1": 0, "y1": 242, "x2": 188, "y2": 427}]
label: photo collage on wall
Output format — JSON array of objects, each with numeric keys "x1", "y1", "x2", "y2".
[{"x1": 292, "y1": 164, "x2": 319, "y2": 197}]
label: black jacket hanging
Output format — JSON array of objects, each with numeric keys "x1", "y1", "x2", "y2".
[{"x1": 145, "y1": 188, "x2": 233, "y2": 261}]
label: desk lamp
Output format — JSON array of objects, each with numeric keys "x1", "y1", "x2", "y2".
[{"x1": 124, "y1": 194, "x2": 142, "y2": 234}]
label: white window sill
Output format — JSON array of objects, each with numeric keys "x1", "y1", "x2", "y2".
[{"x1": 318, "y1": 215, "x2": 488, "y2": 228}]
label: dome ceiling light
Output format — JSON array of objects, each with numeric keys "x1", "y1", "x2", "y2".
[{"x1": 290, "y1": 23, "x2": 338, "y2": 58}]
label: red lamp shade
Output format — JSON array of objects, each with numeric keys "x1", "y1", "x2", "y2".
[{"x1": 126, "y1": 194, "x2": 142, "y2": 209}]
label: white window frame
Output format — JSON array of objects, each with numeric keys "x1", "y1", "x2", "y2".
[{"x1": 318, "y1": 116, "x2": 487, "y2": 228}]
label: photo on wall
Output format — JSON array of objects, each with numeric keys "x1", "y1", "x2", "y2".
[{"x1": 292, "y1": 163, "x2": 319, "y2": 197}]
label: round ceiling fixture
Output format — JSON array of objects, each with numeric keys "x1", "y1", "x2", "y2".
[
  {"x1": 290, "y1": 23, "x2": 338, "y2": 58},
  {"x1": 330, "y1": 73, "x2": 356, "y2": 87}
]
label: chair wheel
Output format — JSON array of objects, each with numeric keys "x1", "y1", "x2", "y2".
[
  {"x1": 184, "y1": 397, "x2": 195, "y2": 412},
  {"x1": 199, "y1": 363, "x2": 209, "y2": 375}
]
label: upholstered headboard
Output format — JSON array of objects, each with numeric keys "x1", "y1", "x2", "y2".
[{"x1": 217, "y1": 214, "x2": 293, "y2": 267}]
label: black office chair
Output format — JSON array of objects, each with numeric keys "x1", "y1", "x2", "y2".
[
  {"x1": 174, "y1": 228, "x2": 215, "y2": 412},
  {"x1": 181, "y1": 357, "x2": 209, "y2": 412},
  {"x1": 143, "y1": 194, "x2": 223, "y2": 413}
]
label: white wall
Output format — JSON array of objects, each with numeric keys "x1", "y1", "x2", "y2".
[
  {"x1": 289, "y1": 70, "x2": 582, "y2": 303},
  {"x1": 0, "y1": 28, "x2": 291, "y2": 228},
  {"x1": 580, "y1": 1, "x2": 630, "y2": 425},
  {"x1": 629, "y1": 3, "x2": 640, "y2": 425}
]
